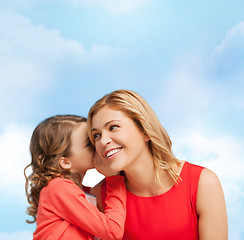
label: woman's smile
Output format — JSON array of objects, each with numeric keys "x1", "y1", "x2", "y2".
[
  {"x1": 105, "y1": 147, "x2": 123, "y2": 158},
  {"x1": 91, "y1": 106, "x2": 150, "y2": 172}
]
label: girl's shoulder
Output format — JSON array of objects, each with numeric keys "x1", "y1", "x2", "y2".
[
  {"x1": 44, "y1": 177, "x2": 80, "y2": 194},
  {"x1": 45, "y1": 177, "x2": 87, "y2": 199},
  {"x1": 48, "y1": 177, "x2": 74, "y2": 186}
]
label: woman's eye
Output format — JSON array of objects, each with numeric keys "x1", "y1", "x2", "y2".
[
  {"x1": 110, "y1": 125, "x2": 119, "y2": 131},
  {"x1": 93, "y1": 133, "x2": 101, "y2": 140}
]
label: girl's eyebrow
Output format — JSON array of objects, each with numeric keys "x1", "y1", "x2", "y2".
[{"x1": 91, "y1": 120, "x2": 122, "y2": 132}]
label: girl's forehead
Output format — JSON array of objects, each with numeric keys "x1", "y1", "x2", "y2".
[{"x1": 72, "y1": 122, "x2": 87, "y2": 137}]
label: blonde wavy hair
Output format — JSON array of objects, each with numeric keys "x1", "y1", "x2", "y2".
[
  {"x1": 87, "y1": 90, "x2": 181, "y2": 185},
  {"x1": 24, "y1": 115, "x2": 86, "y2": 223}
]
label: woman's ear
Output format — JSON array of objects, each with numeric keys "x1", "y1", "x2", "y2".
[
  {"x1": 144, "y1": 133, "x2": 150, "y2": 142},
  {"x1": 59, "y1": 157, "x2": 72, "y2": 170}
]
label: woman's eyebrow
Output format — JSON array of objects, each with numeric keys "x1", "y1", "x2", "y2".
[{"x1": 91, "y1": 120, "x2": 122, "y2": 132}]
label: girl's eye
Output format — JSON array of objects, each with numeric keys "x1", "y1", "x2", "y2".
[
  {"x1": 110, "y1": 125, "x2": 119, "y2": 131},
  {"x1": 85, "y1": 140, "x2": 92, "y2": 147}
]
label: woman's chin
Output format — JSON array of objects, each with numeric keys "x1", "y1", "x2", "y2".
[{"x1": 109, "y1": 163, "x2": 124, "y2": 173}]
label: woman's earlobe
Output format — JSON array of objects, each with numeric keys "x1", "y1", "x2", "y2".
[
  {"x1": 59, "y1": 157, "x2": 72, "y2": 170},
  {"x1": 144, "y1": 133, "x2": 150, "y2": 142}
]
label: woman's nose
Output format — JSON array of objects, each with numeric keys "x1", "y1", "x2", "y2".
[{"x1": 100, "y1": 133, "x2": 111, "y2": 146}]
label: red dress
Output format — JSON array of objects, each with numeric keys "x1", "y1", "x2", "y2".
[{"x1": 101, "y1": 162, "x2": 204, "y2": 240}]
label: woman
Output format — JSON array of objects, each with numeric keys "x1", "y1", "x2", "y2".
[{"x1": 88, "y1": 90, "x2": 228, "y2": 240}]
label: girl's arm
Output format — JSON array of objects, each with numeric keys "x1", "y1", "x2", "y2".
[
  {"x1": 197, "y1": 169, "x2": 228, "y2": 240},
  {"x1": 50, "y1": 175, "x2": 126, "y2": 240}
]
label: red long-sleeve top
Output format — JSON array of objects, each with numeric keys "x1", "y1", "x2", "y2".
[{"x1": 33, "y1": 175, "x2": 126, "y2": 240}]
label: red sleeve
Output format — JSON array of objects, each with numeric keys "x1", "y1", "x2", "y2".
[
  {"x1": 49, "y1": 176, "x2": 126, "y2": 240},
  {"x1": 82, "y1": 185, "x2": 91, "y2": 194}
]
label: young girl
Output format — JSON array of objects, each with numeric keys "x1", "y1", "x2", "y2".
[
  {"x1": 24, "y1": 115, "x2": 126, "y2": 240},
  {"x1": 88, "y1": 90, "x2": 228, "y2": 240}
]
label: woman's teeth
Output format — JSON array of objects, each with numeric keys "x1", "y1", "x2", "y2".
[{"x1": 106, "y1": 148, "x2": 121, "y2": 157}]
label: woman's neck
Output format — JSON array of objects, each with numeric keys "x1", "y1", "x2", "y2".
[
  {"x1": 123, "y1": 154, "x2": 174, "y2": 197},
  {"x1": 124, "y1": 156, "x2": 184, "y2": 197}
]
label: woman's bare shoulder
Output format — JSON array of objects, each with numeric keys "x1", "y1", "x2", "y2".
[{"x1": 198, "y1": 168, "x2": 222, "y2": 192}]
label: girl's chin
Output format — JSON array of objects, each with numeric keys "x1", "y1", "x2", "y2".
[{"x1": 82, "y1": 166, "x2": 95, "y2": 172}]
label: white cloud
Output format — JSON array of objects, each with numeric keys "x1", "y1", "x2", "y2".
[
  {"x1": 161, "y1": 61, "x2": 211, "y2": 109},
  {"x1": 0, "y1": 124, "x2": 104, "y2": 193},
  {"x1": 0, "y1": 10, "x2": 122, "y2": 192},
  {"x1": 64, "y1": 0, "x2": 149, "y2": 14},
  {"x1": 0, "y1": 231, "x2": 32, "y2": 240},
  {"x1": 156, "y1": 55, "x2": 214, "y2": 128},
  {"x1": 0, "y1": 11, "x2": 68, "y2": 121},
  {"x1": 173, "y1": 132, "x2": 244, "y2": 181},
  {"x1": 172, "y1": 131, "x2": 244, "y2": 240},
  {"x1": 0, "y1": 10, "x2": 126, "y2": 82},
  {"x1": 0, "y1": 11, "x2": 86, "y2": 65},
  {"x1": 214, "y1": 21, "x2": 244, "y2": 57},
  {"x1": 0, "y1": 10, "x2": 125, "y2": 123},
  {"x1": 157, "y1": 22, "x2": 244, "y2": 128},
  {"x1": 0, "y1": 12, "x2": 52, "y2": 92},
  {"x1": 1, "y1": 0, "x2": 152, "y2": 14},
  {"x1": 156, "y1": 22, "x2": 244, "y2": 239},
  {"x1": 0, "y1": 124, "x2": 32, "y2": 194},
  {"x1": 0, "y1": 0, "x2": 32, "y2": 11},
  {"x1": 211, "y1": 21, "x2": 244, "y2": 85},
  {"x1": 0, "y1": 60, "x2": 51, "y2": 91}
]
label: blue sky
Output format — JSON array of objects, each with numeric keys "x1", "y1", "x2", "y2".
[{"x1": 0, "y1": 0, "x2": 243, "y2": 239}]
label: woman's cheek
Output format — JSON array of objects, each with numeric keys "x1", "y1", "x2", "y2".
[{"x1": 95, "y1": 144, "x2": 102, "y2": 157}]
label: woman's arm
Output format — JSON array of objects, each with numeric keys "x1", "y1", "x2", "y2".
[{"x1": 197, "y1": 168, "x2": 228, "y2": 240}]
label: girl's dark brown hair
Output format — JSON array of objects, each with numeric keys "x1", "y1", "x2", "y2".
[{"x1": 24, "y1": 115, "x2": 86, "y2": 223}]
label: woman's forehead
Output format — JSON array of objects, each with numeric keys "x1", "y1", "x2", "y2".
[{"x1": 92, "y1": 107, "x2": 130, "y2": 127}]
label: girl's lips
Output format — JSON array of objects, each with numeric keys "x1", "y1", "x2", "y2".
[{"x1": 105, "y1": 147, "x2": 123, "y2": 158}]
